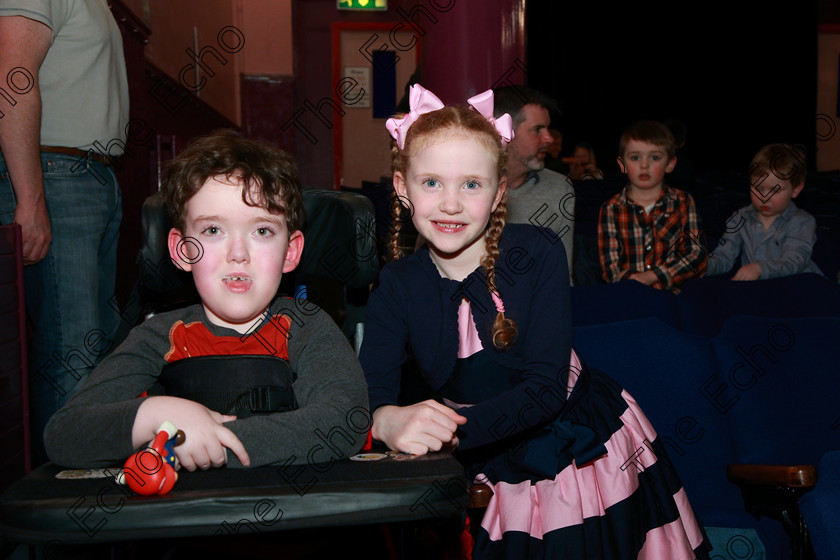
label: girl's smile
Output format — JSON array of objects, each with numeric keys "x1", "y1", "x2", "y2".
[{"x1": 432, "y1": 221, "x2": 466, "y2": 231}]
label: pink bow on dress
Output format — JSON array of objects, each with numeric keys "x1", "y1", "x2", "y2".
[{"x1": 467, "y1": 89, "x2": 515, "y2": 145}]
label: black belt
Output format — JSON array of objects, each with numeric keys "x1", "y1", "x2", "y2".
[
  {"x1": 156, "y1": 355, "x2": 298, "y2": 417},
  {"x1": 40, "y1": 145, "x2": 115, "y2": 166}
]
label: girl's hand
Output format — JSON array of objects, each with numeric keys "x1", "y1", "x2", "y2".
[
  {"x1": 133, "y1": 396, "x2": 250, "y2": 470},
  {"x1": 732, "y1": 262, "x2": 762, "y2": 281},
  {"x1": 372, "y1": 400, "x2": 467, "y2": 456}
]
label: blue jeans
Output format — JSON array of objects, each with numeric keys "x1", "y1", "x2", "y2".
[{"x1": 0, "y1": 152, "x2": 122, "y2": 463}]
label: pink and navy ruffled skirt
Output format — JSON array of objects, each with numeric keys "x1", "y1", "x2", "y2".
[{"x1": 458, "y1": 366, "x2": 710, "y2": 559}]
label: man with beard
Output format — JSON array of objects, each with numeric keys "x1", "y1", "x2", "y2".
[{"x1": 493, "y1": 86, "x2": 575, "y2": 281}]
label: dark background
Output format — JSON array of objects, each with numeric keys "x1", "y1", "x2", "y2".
[{"x1": 526, "y1": 1, "x2": 821, "y2": 175}]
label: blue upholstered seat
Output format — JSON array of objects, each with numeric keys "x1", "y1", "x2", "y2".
[
  {"x1": 571, "y1": 281, "x2": 680, "y2": 329},
  {"x1": 800, "y1": 450, "x2": 840, "y2": 560},
  {"x1": 677, "y1": 274, "x2": 840, "y2": 337}
]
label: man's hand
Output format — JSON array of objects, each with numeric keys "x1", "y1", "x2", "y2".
[
  {"x1": 732, "y1": 262, "x2": 762, "y2": 281},
  {"x1": 371, "y1": 400, "x2": 467, "y2": 456},
  {"x1": 15, "y1": 199, "x2": 51, "y2": 265},
  {"x1": 133, "y1": 396, "x2": 250, "y2": 471}
]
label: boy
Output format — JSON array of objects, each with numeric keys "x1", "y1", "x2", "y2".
[
  {"x1": 598, "y1": 120, "x2": 706, "y2": 291},
  {"x1": 707, "y1": 143, "x2": 823, "y2": 280},
  {"x1": 44, "y1": 130, "x2": 370, "y2": 470}
]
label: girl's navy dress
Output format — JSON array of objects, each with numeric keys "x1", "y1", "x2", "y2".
[{"x1": 361, "y1": 224, "x2": 710, "y2": 559}]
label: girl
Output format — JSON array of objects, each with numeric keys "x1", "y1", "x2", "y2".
[{"x1": 359, "y1": 85, "x2": 710, "y2": 559}]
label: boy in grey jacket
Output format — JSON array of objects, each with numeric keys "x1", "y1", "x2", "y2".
[{"x1": 45, "y1": 131, "x2": 369, "y2": 470}]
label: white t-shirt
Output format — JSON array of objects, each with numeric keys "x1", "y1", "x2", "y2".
[{"x1": 0, "y1": 0, "x2": 129, "y2": 152}]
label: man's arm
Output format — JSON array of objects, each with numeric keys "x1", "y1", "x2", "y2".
[{"x1": 0, "y1": 16, "x2": 52, "y2": 264}]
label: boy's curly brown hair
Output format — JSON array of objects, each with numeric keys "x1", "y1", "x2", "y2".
[{"x1": 163, "y1": 129, "x2": 304, "y2": 234}]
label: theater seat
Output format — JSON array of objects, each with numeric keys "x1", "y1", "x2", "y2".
[
  {"x1": 0, "y1": 224, "x2": 30, "y2": 491},
  {"x1": 570, "y1": 280, "x2": 680, "y2": 328},
  {"x1": 714, "y1": 315, "x2": 840, "y2": 559},
  {"x1": 678, "y1": 274, "x2": 840, "y2": 337},
  {"x1": 573, "y1": 317, "x2": 742, "y2": 524},
  {"x1": 799, "y1": 450, "x2": 840, "y2": 559}
]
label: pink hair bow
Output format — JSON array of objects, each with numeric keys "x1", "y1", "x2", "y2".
[
  {"x1": 386, "y1": 84, "x2": 445, "y2": 149},
  {"x1": 467, "y1": 89, "x2": 514, "y2": 144}
]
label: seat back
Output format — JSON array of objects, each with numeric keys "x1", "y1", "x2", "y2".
[
  {"x1": 297, "y1": 190, "x2": 378, "y2": 288},
  {"x1": 711, "y1": 315, "x2": 840, "y2": 466},
  {"x1": 570, "y1": 281, "x2": 680, "y2": 329},
  {"x1": 573, "y1": 318, "x2": 742, "y2": 520},
  {"x1": 677, "y1": 274, "x2": 840, "y2": 337}
]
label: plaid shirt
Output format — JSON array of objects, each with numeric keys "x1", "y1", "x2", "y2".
[{"x1": 598, "y1": 185, "x2": 707, "y2": 291}]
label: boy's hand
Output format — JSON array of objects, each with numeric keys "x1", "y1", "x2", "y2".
[
  {"x1": 732, "y1": 262, "x2": 762, "y2": 281},
  {"x1": 371, "y1": 400, "x2": 467, "y2": 456},
  {"x1": 629, "y1": 270, "x2": 658, "y2": 286},
  {"x1": 134, "y1": 396, "x2": 250, "y2": 470}
]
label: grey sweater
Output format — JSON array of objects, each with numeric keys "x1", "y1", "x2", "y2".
[
  {"x1": 44, "y1": 298, "x2": 370, "y2": 468},
  {"x1": 505, "y1": 169, "x2": 575, "y2": 282}
]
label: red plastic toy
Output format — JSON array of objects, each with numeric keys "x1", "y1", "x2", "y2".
[{"x1": 118, "y1": 421, "x2": 184, "y2": 495}]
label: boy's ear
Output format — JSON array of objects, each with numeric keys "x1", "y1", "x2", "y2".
[
  {"x1": 616, "y1": 156, "x2": 626, "y2": 174},
  {"x1": 168, "y1": 228, "x2": 193, "y2": 272},
  {"x1": 792, "y1": 182, "x2": 805, "y2": 198},
  {"x1": 282, "y1": 230, "x2": 304, "y2": 273},
  {"x1": 665, "y1": 156, "x2": 678, "y2": 174}
]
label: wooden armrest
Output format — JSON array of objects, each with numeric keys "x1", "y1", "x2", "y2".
[
  {"x1": 469, "y1": 484, "x2": 493, "y2": 508},
  {"x1": 727, "y1": 464, "x2": 817, "y2": 488}
]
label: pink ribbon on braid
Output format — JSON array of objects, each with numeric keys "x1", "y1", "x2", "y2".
[
  {"x1": 467, "y1": 89, "x2": 515, "y2": 145},
  {"x1": 386, "y1": 84, "x2": 445, "y2": 149},
  {"x1": 491, "y1": 291, "x2": 505, "y2": 314}
]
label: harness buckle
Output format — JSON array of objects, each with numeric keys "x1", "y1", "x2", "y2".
[{"x1": 249, "y1": 386, "x2": 276, "y2": 413}]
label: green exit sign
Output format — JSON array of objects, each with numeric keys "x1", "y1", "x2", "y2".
[{"x1": 338, "y1": 0, "x2": 387, "y2": 10}]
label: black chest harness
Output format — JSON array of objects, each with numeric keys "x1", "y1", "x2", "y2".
[{"x1": 156, "y1": 355, "x2": 297, "y2": 418}]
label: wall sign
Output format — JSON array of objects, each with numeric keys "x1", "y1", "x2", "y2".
[
  {"x1": 343, "y1": 67, "x2": 371, "y2": 108},
  {"x1": 338, "y1": 0, "x2": 387, "y2": 10}
]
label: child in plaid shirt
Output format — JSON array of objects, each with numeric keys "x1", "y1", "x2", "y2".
[{"x1": 598, "y1": 120, "x2": 706, "y2": 291}]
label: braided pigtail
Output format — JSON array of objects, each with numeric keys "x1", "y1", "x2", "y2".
[
  {"x1": 388, "y1": 138, "x2": 408, "y2": 262},
  {"x1": 481, "y1": 197, "x2": 517, "y2": 349},
  {"x1": 389, "y1": 193, "x2": 407, "y2": 261}
]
